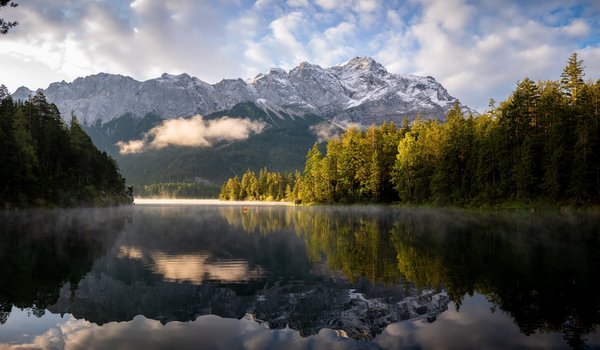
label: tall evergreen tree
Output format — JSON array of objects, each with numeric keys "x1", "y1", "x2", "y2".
[
  {"x1": 299, "y1": 143, "x2": 323, "y2": 203},
  {"x1": 561, "y1": 53, "x2": 585, "y2": 104}
]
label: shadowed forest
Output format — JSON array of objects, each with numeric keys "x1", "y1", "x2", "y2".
[{"x1": 0, "y1": 89, "x2": 132, "y2": 207}]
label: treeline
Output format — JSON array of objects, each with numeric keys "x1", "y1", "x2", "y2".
[
  {"x1": 219, "y1": 168, "x2": 301, "y2": 201},
  {"x1": 136, "y1": 182, "x2": 219, "y2": 198},
  {"x1": 220, "y1": 54, "x2": 600, "y2": 206},
  {"x1": 0, "y1": 89, "x2": 132, "y2": 207}
]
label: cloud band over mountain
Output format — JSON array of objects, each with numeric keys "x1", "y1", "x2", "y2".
[{"x1": 116, "y1": 116, "x2": 266, "y2": 154}]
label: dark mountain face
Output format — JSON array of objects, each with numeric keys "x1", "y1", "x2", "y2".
[{"x1": 82, "y1": 102, "x2": 341, "y2": 185}]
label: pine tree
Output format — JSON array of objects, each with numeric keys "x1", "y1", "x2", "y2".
[
  {"x1": 240, "y1": 170, "x2": 252, "y2": 199},
  {"x1": 299, "y1": 143, "x2": 322, "y2": 203},
  {"x1": 561, "y1": 53, "x2": 584, "y2": 104},
  {"x1": 320, "y1": 139, "x2": 341, "y2": 202},
  {"x1": 229, "y1": 176, "x2": 241, "y2": 200},
  {"x1": 393, "y1": 132, "x2": 418, "y2": 202},
  {"x1": 432, "y1": 102, "x2": 472, "y2": 203},
  {"x1": 538, "y1": 81, "x2": 568, "y2": 199},
  {"x1": 569, "y1": 82, "x2": 596, "y2": 202},
  {"x1": 471, "y1": 113, "x2": 500, "y2": 201},
  {"x1": 219, "y1": 180, "x2": 231, "y2": 200},
  {"x1": 337, "y1": 128, "x2": 365, "y2": 201},
  {"x1": 0, "y1": 95, "x2": 18, "y2": 203}
]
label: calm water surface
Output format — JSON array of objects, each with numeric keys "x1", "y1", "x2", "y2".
[{"x1": 0, "y1": 203, "x2": 599, "y2": 349}]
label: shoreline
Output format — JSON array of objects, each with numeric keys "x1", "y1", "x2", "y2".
[
  {"x1": 132, "y1": 198, "x2": 600, "y2": 213},
  {"x1": 133, "y1": 198, "x2": 294, "y2": 206}
]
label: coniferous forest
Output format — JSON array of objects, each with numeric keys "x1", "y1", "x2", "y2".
[
  {"x1": 220, "y1": 54, "x2": 600, "y2": 206},
  {"x1": 0, "y1": 90, "x2": 132, "y2": 208}
]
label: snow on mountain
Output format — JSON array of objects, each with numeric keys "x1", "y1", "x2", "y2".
[
  {"x1": 11, "y1": 57, "x2": 477, "y2": 125},
  {"x1": 288, "y1": 62, "x2": 350, "y2": 115}
]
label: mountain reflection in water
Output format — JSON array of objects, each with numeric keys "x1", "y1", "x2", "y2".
[{"x1": 0, "y1": 205, "x2": 599, "y2": 349}]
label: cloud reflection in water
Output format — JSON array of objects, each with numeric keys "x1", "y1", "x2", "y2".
[{"x1": 117, "y1": 245, "x2": 264, "y2": 284}]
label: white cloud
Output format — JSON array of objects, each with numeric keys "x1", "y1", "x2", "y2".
[
  {"x1": 0, "y1": 0, "x2": 242, "y2": 91},
  {"x1": 2, "y1": 0, "x2": 599, "y2": 111},
  {"x1": 562, "y1": 19, "x2": 590, "y2": 37},
  {"x1": 578, "y1": 46, "x2": 600, "y2": 80},
  {"x1": 419, "y1": 0, "x2": 473, "y2": 32},
  {"x1": 354, "y1": 0, "x2": 380, "y2": 13},
  {"x1": 254, "y1": 0, "x2": 273, "y2": 9},
  {"x1": 315, "y1": 0, "x2": 344, "y2": 11},
  {"x1": 116, "y1": 116, "x2": 267, "y2": 154},
  {"x1": 287, "y1": 0, "x2": 309, "y2": 7},
  {"x1": 268, "y1": 11, "x2": 308, "y2": 58},
  {"x1": 240, "y1": 11, "x2": 311, "y2": 75},
  {"x1": 369, "y1": 0, "x2": 600, "y2": 110},
  {"x1": 308, "y1": 21, "x2": 357, "y2": 67},
  {"x1": 310, "y1": 122, "x2": 342, "y2": 142},
  {"x1": 234, "y1": 13, "x2": 262, "y2": 38},
  {"x1": 386, "y1": 9, "x2": 404, "y2": 28},
  {"x1": 116, "y1": 140, "x2": 146, "y2": 154}
]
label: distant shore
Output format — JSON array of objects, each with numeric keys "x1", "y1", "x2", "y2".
[{"x1": 133, "y1": 198, "x2": 293, "y2": 206}]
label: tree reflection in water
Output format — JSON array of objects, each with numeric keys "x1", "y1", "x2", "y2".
[
  {"x1": 221, "y1": 206, "x2": 600, "y2": 348},
  {"x1": 0, "y1": 208, "x2": 130, "y2": 324}
]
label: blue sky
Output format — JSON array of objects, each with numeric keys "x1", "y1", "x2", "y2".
[{"x1": 1, "y1": 0, "x2": 599, "y2": 110}]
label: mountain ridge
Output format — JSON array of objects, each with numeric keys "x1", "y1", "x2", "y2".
[{"x1": 12, "y1": 57, "x2": 477, "y2": 126}]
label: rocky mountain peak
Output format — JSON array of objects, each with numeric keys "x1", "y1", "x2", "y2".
[
  {"x1": 12, "y1": 86, "x2": 34, "y2": 101},
  {"x1": 159, "y1": 73, "x2": 191, "y2": 81},
  {"x1": 342, "y1": 56, "x2": 385, "y2": 72},
  {"x1": 11, "y1": 57, "x2": 477, "y2": 125},
  {"x1": 268, "y1": 67, "x2": 287, "y2": 76}
]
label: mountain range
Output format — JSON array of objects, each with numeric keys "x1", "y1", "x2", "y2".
[
  {"x1": 12, "y1": 57, "x2": 475, "y2": 126},
  {"x1": 11, "y1": 57, "x2": 476, "y2": 186}
]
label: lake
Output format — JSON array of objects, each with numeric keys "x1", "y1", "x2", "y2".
[{"x1": 1, "y1": 202, "x2": 599, "y2": 349}]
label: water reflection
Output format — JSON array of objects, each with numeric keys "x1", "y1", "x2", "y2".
[
  {"x1": 0, "y1": 308, "x2": 385, "y2": 350},
  {"x1": 117, "y1": 245, "x2": 264, "y2": 284},
  {"x1": 0, "y1": 205, "x2": 599, "y2": 349},
  {"x1": 219, "y1": 206, "x2": 600, "y2": 347},
  {"x1": 0, "y1": 208, "x2": 129, "y2": 324}
]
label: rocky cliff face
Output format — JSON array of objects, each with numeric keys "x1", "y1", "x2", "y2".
[{"x1": 12, "y1": 57, "x2": 476, "y2": 125}]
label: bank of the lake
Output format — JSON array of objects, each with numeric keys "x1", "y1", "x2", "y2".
[{"x1": 134, "y1": 198, "x2": 293, "y2": 206}]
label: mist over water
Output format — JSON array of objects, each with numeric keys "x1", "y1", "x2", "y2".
[{"x1": 0, "y1": 205, "x2": 599, "y2": 349}]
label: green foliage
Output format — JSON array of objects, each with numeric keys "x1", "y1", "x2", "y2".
[
  {"x1": 220, "y1": 168, "x2": 296, "y2": 201},
  {"x1": 561, "y1": 52, "x2": 585, "y2": 103},
  {"x1": 0, "y1": 92, "x2": 132, "y2": 207},
  {"x1": 222, "y1": 53, "x2": 599, "y2": 206}
]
